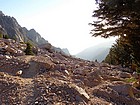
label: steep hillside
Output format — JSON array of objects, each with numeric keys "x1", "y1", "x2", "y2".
[
  {"x1": 0, "y1": 11, "x2": 48, "y2": 45},
  {"x1": 0, "y1": 11, "x2": 68, "y2": 55},
  {"x1": 76, "y1": 41, "x2": 114, "y2": 62}
]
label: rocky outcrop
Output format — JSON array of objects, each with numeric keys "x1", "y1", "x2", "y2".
[
  {"x1": 0, "y1": 25, "x2": 7, "y2": 36},
  {"x1": 0, "y1": 11, "x2": 48, "y2": 46},
  {"x1": 23, "y1": 28, "x2": 48, "y2": 45},
  {"x1": 0, "y1": 13, "x2": 25, "y2": 42},
  {"x1": 62, "y1": 48, "x2": 70, "y2": 55}
]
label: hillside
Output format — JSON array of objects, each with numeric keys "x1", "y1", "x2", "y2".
[
  {"x1": 0, "y1": 11, "x2": 48, "y2": 45},
  {"x1": 0, "y1": 11, "x2": 68, "y2": 55},
  {"x1": 0, "y1": 11, "x2": 140, "y2": 105},
  {"x1": 0, "y1": 38, "x2": 140, "y2": 105},
  {"x1": 76, "y1": 41, "x2": 114, "y2": 62}
]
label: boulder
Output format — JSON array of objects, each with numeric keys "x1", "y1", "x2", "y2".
[
  {"x1": 32, "y1": 56, "x2": 55, "y2": 70},
  {"x1": 73, "y1": 68, "x2": 84, "y2": 75},
  {"x1": 109, "y1": 83, "x2": 134, "y2": 97},
  {"x1": 54, "y1": 64, "x2": 66, "y2": 70},
  {"x1": 132, "y1": 72, "x2": 139, "y2": 79},
  {"x1": 69, "y1": 83, "x2": 90, "y2": 102},
  {"x1": 84, "y1": 69, "x2": 103, "y2": 87},
  {"x1": 119, "y1": 72, "x2": 131, "y2": 78}
]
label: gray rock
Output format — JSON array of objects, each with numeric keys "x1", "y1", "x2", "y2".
[
  {"x1": 119, "y1": 72, "x2": 131, "y2": 78},
  {"x1": 25, "y1": 29, "x2": 48, "y2": 45}
]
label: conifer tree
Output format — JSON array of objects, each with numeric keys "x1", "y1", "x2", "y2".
[
  {"x1": 91, "y1": 0, "x2": 140, "y2": 65},
  {"x1": 24, "y1": 42, "x2": 34, "y2": 55},
  {"x1": 93, "y1": 0, "x2": 140, "y2": 87}
]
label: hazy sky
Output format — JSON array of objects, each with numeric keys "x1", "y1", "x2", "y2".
[{"x1": 0, "y1": 0, "x2": 116, "y2": 54}]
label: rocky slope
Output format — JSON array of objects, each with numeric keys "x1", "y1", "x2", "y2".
[{"x1": 0, "y1": 38, "x2": 140, "y2": 105}]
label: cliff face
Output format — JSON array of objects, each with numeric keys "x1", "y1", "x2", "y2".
[
  {"x1": 0, "y1": 11, "x2": 25, "y2": 41},
  {"x1": 0, "y1": 11, "x2": 48, "y2": 45},
  {"x1": 25, "y1": 28, "x2": 48, "y2": 45}
]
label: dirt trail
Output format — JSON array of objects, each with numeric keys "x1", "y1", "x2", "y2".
[
  {"x1": 18, "y1": 55, "x2": 35, "y2": 63},
  {"x1": 18, "y1": 55, "x2": 40, "y2": 78},
  {"x1": 24, "y1": 61, "x2": 39, "y2": 78},
  {"x1": 20, "y1": 78, "x2": 35, "y2": 104}
]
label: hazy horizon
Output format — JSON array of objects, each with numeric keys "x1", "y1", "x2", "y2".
[{"x1": 0, "y1": 0, "x2": 116, "y2": 55}]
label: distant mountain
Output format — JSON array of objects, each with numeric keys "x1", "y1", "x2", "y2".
[
  {"x1": 62, "y1": 48, "x2": 70, "y2": 55},
  {"x1": 0, "y1": 10, "x2": 70, "y2": 55},
  {"x1": 22, "y1": 28, "x2": 48, "y2": 45},
  {"x1": 76, "y1": 41, "x2": 115, "y2": 62},
  {"x1": 0, "y1": 11, "x2": 48, "y2": 45}
]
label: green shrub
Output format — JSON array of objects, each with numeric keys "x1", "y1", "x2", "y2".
[
  {"x1": 0, "y1": 33, "x2": 3, "y2": 38},
  {"x1": 136, "y1": 67, "x2": 140, "y2": 74},
  {"x1": 24, "y1": 42, "x2": 34, "y2": 55},
  {"x1": 125, "y1": 77, "x2": 137, "y2": 83},
  {"x1": 3, "y1": 35, "x2": 9, "y2": 39}
]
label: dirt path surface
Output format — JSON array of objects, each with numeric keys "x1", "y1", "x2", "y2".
[{"x1": 18, "y1": 55, "x2": 35, "y2": 63}]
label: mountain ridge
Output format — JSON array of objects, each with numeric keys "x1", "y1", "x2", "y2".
[
  {"x1": 0, "y1": 10, "x2": 69, "y2": 55},
  {"x1": 0, "y1": 11, "x2": 48, "y2": 44},
  {"x1": 76, "y1": 41, "x2": 114, "y2": 62}
]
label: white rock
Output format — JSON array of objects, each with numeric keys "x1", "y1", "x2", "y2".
[
  {"x1": 16, "y1": 70, "x2": 23, "y2": 76},
  {"x1": 64, "y1": 70, "x2": 69, "y2": 75},
  {"x1": 5, "y1": 55, "x2": 11, "y2": 59}
]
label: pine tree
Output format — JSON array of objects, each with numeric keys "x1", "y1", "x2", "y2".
[
  {"x1": 104, "y1": 38, "x2": 133, "y2": 67},
  {"x1": 24, "y1": 42, "x2": 34, "y2": 55},
  {"x1": 93, "y1": 0, "x2": 140, "y2": 87},
  {"x1": 91, "y1": 0, "x2": 140, "y2": 65}
]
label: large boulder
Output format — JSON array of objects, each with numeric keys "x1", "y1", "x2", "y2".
[
  {"x1": 69, "y1": 83, "x2": 90, "y2": 102},
  {"x1": 84, "y1": 69, "x2": 103, "y2": 87},
  {"x1": 32, "y1": 56, "x2": 55, "y2": 70}
]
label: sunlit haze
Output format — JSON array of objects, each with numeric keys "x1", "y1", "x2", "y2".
[{"x1": 0, "y1": 0, "x2": 116, "y2": 55}]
